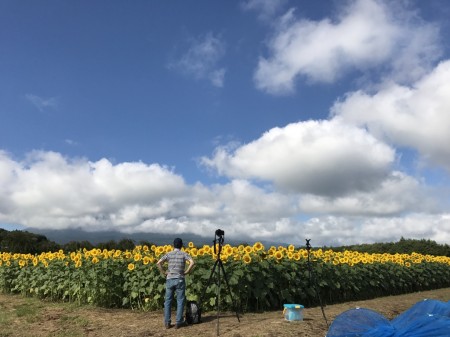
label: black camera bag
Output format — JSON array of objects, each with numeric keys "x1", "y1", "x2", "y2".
[{"x1": 186, "y1": 300, "x2": 201, "y2": 324}]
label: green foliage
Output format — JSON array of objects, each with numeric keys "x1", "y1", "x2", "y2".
[
  {"x1": 63, "y1": 241, "x2": 94, "y2": 252},
  {"x1": 326, "y1": 237, "x2": 450, "y2": 257},
  {"x1": 0, "y1": 229, "x2": 149, "y2": 253},
  {"x1": 0, "y1": 229, "x2": 59, "y2": 254}
]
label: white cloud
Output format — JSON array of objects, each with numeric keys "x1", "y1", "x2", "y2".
[
  {"x1": 332, "y1": 60, "x2": 450, "y2": 171},
  {"x1": 202, "y1": 119, "x2": 395, "y2": 196},
  {"x1": 240, "y1": 0, "x2": 288, "y2": 21},
  {"x1": 1, "y1": 149, "x2": 448, "y2": 246},
  {"x1": 1, "y1": 151, "x2": 187, "y2": 230},
  {"x1": 254, "y1": 0, "x2": 441, "y2": 94},
  {"x1": 0, "y1": 151, "x2": 18, "y2": 188},
  {"x1": 25, "y1": 94, "x2": 58, "y2": 111},
  {"x1": 65, "y1": 139, "x2": 78, "y2": 146},
  {"x1": 302, "y1": 214, "x2": 450, "y2": 247},
  {"x1": 0, "y1": 151, "x2": 19, "y2": 217},
  {"x1": 299, "y1": 171, "x2": 436, "y2": 216},
  {"x1": 168, "y1": 32, "x2": 226, "y2": 87},
  {"x1": 0, "y1": 150, "x2": 297, "y2": 240},
  {"x1": 131, "y1": 179, "x2": 298, "y2": 240}
]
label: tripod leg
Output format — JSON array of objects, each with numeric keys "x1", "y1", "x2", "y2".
[
  {"x1": 216, "y1": 260, "x2": 220, "y2": 336},
  {"x1": 307, "y1": 255, "x2": 329, "y2": 328},
  {"x1": 199, "y1": 259, "x2": 219, "y2": 309},
  {"x1": 218, "y1": 260, "x2": 240, "y2": 322}
]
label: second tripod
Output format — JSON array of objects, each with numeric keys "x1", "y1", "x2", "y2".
[
  {"x1": 305, "y1": 238, "x2": 329, "y2": 328},
  {"x1": 199, "y1": 229, "x2": 240, "y2": 336}
]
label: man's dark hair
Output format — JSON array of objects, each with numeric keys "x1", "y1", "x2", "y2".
[{"x1": 173, "y1": 238, "x2": 183, "y2": 249}]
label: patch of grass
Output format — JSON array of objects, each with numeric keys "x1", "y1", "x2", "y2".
[
  {"x1": 50, "y1": 317, "x2": 89, "y2": 337},
  {"x1": 0, "y1": 310, "x2": 10, "y2": 324},
  {"x1": 13, "y1": 300, "x2": 42, "y2": 323},
  {"x1": 0, "y1": 307, "x2": 13, "y2": 336},
  {"x1": 0, "y1": 296, "x2": 91, "y2": 337},
  {"x1": 14, "y1": 303, "x2": 36, "y2": 317},
  {"x1": 0, "y1": 298, "x2": 42, "y2": 333},
  {"x1": 60, "y1": 314, "x2": 90, "y2": 327}
]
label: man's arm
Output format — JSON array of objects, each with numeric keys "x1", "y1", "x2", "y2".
[
  {"x1": 184, "y1": 257, "x2": 195, "y2": 275},
  {"x1": 156, "y1": 258, "x2": 167, "y2": 277}
]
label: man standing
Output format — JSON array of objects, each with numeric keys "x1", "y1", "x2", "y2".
[{"x1": 157, "y1": 238, "x2": 195, "y2": 329}]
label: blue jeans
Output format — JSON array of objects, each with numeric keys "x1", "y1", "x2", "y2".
[{"x1": 164, "y1": 278, "x2": 186, "y2": 325}]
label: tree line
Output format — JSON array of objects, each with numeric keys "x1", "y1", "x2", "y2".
[
  {"x1": 325, "y1": 237, "x2": 450, "y2": 257},
  {"x1": 1, "y1": 228, "x2": 449, "y2": 257},
  {"x1": 0, "y1": 229, "x2": 148, "y2": 254}
]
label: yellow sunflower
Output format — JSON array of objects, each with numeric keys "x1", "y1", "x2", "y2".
[
  {"x1": 253, "y1": 242, "x2": 264, "y2": 251},
  {"x1": 190, "y1": 248, "x2": 198, "y2": 257},
  {"x1": 243, "y1": 254, "x2": 252, "y2": 264},
  {"x1": 134, "y1": 253, "x2": 142, "y2": 262},
  {"x1": 275, "y1": 251, "x2": 283, "y2": 260}
]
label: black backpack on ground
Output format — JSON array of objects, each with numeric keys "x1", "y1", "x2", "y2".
[{"x1": 186, "y1": 300, "x2": 201, "y2": 324}]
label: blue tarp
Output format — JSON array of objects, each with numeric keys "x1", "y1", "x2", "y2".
[{"x1": 326, "y1": 299, "x2": 450, "y2": 337}]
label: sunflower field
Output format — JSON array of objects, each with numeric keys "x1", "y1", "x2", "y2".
[{"x1": 1, "y1": 242, "x2": 449, "y2": 312}]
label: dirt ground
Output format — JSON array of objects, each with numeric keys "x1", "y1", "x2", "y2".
[{"x1": 0, "y1": 288, "x2": 449, "y2": 337}]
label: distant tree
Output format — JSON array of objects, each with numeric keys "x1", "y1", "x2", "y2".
[
  {"x1": 97, "y1": 240, "x2": 119, "y2": 250},
  {"x1": 138, "y1": 240, "x2": 154, "y2": 247},
  {"x1": 62, "y1": 240, "x2": 94, "y2": 252},
  {"x1": 0, "y1": 229, "x2": 60, "y2": 254},
  {"x1": 117, "y1": 238, "x2": 135, "y2": 251},
  {"x1": 325, "y1": 238, "x2": 450, "y2": 257}
]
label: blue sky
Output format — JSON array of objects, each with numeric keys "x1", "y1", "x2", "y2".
[{"x1": 1, "y1": 0, "x2": 450, "y2": 246}]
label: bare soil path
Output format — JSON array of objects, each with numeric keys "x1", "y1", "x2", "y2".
[{"x1": 0, "y1": 288, "x2": 449, "y2": 337}]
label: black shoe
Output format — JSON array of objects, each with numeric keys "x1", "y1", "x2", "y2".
[
  {"x1": 165, "y1": 323, "x2": 171, "y2": 329},
  {"x1": 175, "y1": 322, "x2": 185, "y2": 329}
]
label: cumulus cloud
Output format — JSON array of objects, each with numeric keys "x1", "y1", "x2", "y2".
[
  {"x1": 0, "y1": 151, "x2": 187, "y2": 230},
  {"x1": 254, "y1": 0, "x2": 441, "y2": 94},
  {"x1": 299, "y1": 171, "x2": 435, "y2": 216},
  {"x1": 202, "y1": 119, "x2": 395, "y2": 196},
  {"x1": 168, "y1": 32, "x2": 226, "y2": 87},
  {"x1": 25, "y1": 94, "x2": 58, "y2": 111},
  {"x1": 332, "y1": 60, "x2": 450, "y2": 171},
  {"x1": 1, "y1": 149, "x2": 448, "y2": 245},
  {"x1": 222, "y1": 212, "x2": 450, "y2": 246},
  {"x1": 302, "y1": 214, "x2": 450, "y2": 247},
  {"x1": 132, "y1": 179, "x2": 298, "y2": 240},
  {"x1": 0, "y1": 150, "x2": 298, "y2": 240},
  {"x1": 0, "y1": 151, "x2": 19, "y2": 216}
]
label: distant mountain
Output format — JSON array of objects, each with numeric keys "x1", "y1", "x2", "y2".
[{"x1": 24, "y1": 227, "x2": 287, "y2": 247}]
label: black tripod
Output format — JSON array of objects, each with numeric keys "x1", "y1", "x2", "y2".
[
  {"x1": 305, "y1": 239, "x2": 329, "y2": 328},
  {"x1": 199, "y1": 229, "x2": 240, "y2": 336}
]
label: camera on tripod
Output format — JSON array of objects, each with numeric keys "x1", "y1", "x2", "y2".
[
  {"x1": 214, "y1": 229, "x2": 225, "y2": 254},
  {"x1": 305, "y1": 238, "x2": 311, "y2": 251},
  {"x1": 199, "y1": 228, "x2": 240, "y2": 334}
]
